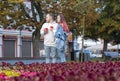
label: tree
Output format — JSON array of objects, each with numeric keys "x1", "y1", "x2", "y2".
[
  {"x1": 97, "y1": 0, "x2": 120, "y2": 52},
  {"x1": 0, "y1": 0, "x2": 81, "y2": 57},
  {"x1": 30, "y1": 0, "x2": 79, "y2": 57},
  {"x1": 30, "y1": 0, "x2": 45, "y2": 57},
  {"x1": 73, "y1": 0, "x2": 99, "y2": 61},
  {"x1": 0, "y1": 0, "x2": 45, "y2": 57},
  {"x1": 1, "y1": 0, "x2": 104, "y2": 59},
  {"x1": 0, "y1": 0, "x2": 27, "y2": 28}
]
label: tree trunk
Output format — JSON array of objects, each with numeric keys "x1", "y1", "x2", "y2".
[
  {"x1": 102, "y1": 39, "x2": 108, "y2": 58},
  {"x1": 32, "y1": 31, "x2": 40, "y2": 57},
  {"x1": 30, "y1": 0, "x2": 44, "y2": 57},
  {"x1": 70, "y1": 29, "x2": 75, "y2": 61},
  {"x1": 32, "y1": 19, "x2": 45, "y2": 57}
]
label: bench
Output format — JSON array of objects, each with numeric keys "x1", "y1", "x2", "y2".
[{"x1": 104, "y1": 52, "x2": 120, "y2": 61}]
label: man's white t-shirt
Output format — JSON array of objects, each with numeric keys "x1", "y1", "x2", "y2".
[{"x1": 40, "y1": 22, "x2": 58, "y2": 46}]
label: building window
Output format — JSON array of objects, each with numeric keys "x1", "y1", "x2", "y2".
[
  {"x1": 3, "y1": 39, "x2": 16, "y2": 58},
  {"x1": 22, "y1": 40, "x2": 32, "y2": 57}
]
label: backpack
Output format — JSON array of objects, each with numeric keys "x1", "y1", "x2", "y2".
[
  {"x1": 55, "y1": 25, "x2": 67, "y2": 41},
  {"x1": 55, "y1": 25, "x2": 67, "y2": 51}
]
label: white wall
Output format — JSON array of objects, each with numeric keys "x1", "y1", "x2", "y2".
[{"x1": 0, "y1": 28, "x2": 33, "y2": 58}]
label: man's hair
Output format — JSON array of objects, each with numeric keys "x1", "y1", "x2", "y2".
[{"x1": 47, "y1": 13, "x2": 55, "y2": 20}]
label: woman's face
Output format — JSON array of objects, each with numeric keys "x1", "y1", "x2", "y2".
[{"x1": 57, "y1": 15, "x2": 61, "y2": 22}]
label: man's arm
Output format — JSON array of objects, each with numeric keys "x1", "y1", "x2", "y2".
[{"x1": 40, "y1": 23, "x2": 46, "y2": 35}]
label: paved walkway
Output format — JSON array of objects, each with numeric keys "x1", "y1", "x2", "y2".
[{"x1": 0, "y1": 57, "x2": 61, "y2": 65}]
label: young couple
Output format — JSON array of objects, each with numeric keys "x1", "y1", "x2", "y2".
[{"x1": 40, "y1": 13, "x2": 69, "y2": 63}]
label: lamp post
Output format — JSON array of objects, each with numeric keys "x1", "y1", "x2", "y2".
[
  {"x1": 80, "y1": 15, "x2": 85, "y2": 62},
  {"x1": 116, "y1": 32, "x2": 119, "y2": 53},
  {"x1": 71, "y1": 29, "x2": 75, "y2": 61}
]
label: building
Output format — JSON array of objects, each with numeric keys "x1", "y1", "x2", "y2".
[{"x1": 0, "y1": 28, "x2": 43, "y2": 58}]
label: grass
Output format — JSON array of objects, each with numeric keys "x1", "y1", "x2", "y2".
[{"x1": 90, "y1": 57, "x2": 105, "y2": 62}]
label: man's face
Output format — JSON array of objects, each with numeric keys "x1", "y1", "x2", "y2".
[{"x1": 46, "y1": 14, "x2": 51, "y2": 23}]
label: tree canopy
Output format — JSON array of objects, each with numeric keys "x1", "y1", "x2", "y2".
[
  {"x1": 0, "y1": 0, "x2": 120, "y2": 54},
  {"x1": 96, "y1": 0, "x2": 120, "y2": 50}
]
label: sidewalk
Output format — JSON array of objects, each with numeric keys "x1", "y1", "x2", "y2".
[{"x1": 0, "y1": 57, "x2": 60, "y2": 65}]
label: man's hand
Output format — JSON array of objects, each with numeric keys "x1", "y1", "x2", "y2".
[{"x1": 44, "y1": 28, "x2": 48, "y2": 34}]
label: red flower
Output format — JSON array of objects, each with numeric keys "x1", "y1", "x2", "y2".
[{"x1": 0, "y1": 72, "x2": 6, "y2": 76}]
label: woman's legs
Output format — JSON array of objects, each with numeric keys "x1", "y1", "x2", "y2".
[{"x1": 57, "y1": 49, "x2": 66, "y2": 62}]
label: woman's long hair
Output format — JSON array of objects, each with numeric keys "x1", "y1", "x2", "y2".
[{"x1": 57, "y1": 14, "x2": 69, "y2": 33}]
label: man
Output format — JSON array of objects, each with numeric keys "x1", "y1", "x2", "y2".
[{"x1": 40, "y1": 13, "x2": 58, "y2": 63}]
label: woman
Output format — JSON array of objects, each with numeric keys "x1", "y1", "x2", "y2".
[
  {"x1": 57, "y1": 14, "x2": 69, "y2": 33},
  {"x1": 56, "y1": 14, "x2": 69, "y2": 62}
]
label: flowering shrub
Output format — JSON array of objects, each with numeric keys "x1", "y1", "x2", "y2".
[
  {"x1": 0, "y1": 61, "x2": 120, "y2": 81},
  {"x1": 0, "y1": 70, "x2": 20, "y2": 80}
]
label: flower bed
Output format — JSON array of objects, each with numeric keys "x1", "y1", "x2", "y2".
[{"x1": 0, "y1": 61, "x2": 120, "y2": 81}]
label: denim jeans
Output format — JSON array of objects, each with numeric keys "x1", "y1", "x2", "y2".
[
  {"x1": 44, "y1": 45, "x2": 57, "y2": 63},
  {"x1": 57, "y1": 49, "x2": 66, "y2": 62}
]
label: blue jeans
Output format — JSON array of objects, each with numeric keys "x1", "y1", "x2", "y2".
[
  {"x1": 44, "y1": 45, "x2": 57, "y2": 63},
  {"x1": 57, "y1": 49, "x2": 66, "y2": 62}
]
